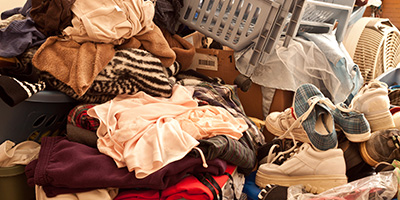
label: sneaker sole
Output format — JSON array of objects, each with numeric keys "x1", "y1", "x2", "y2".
[
  {"x1": 255, "y1": 171, "x2": 347, "y2": 194},
  {"x1": 265, "y1": 117, "x2": 311, "y2": 143},
  {"x1": 342, "y1": 129, "x2": 371, "y2": 143},
  {"x1": 359, "y1": 141, "x2": 379, "y2": 167}
]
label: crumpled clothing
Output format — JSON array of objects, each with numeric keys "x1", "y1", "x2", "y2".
[
  {"x1": 0, "y1": 0, "x2": 46, "y2": 57},
  {"x1": 35, "y1": 186, "x2": 118, "y2": 200},
  {"x1": 30, "y1": 0, "x2": 76, "y2": 36},
  {"x1": 0, "y1": 140, "x2": 40, "y2": 167},
  {"x1": 32, "y1": 36, "x2": 115, "y2": 96},
  {"x1": 87, "y1": 84, "x2": 247, "y2": 179},
  {"x1": 25, "y1": 136, "x2": 227, "y2": 197},
  {"x1": 63, "y1": 0, "x2": 155, "y2": 45},
  {"x1": 153, "y1": 0, "x2": 183, "y2": 34}
]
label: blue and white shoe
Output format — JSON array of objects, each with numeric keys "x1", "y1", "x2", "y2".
[
  {"x1": 292, "y1": 83, "x2": 338, "y2": 151},
  {"x1": 331, "y1": 103, "x2": 371, "y2": 142}
]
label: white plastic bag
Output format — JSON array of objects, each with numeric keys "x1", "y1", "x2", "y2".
[{"x1": 287, "y1": 171, "x2": 398, "y2": 200}]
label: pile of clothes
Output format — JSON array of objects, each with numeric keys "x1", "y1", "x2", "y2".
[{"x1": 0, "y1": 0, "x2": 267, "y2": 199}]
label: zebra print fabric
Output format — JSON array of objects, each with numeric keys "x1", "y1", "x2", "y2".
[{"x1": 41, "y1": 48, "x2": 181, "y2": 103}]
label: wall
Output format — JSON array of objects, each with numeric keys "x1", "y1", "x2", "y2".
[
  {"x1": 363, "y1": 0, "x2": 400, "y2": 28},
  {"x1": 0, "y1": 0, "x2": 27, "y2": 13}
]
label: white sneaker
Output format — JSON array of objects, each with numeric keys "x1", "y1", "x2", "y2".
[
  {"x1": 255, "y1": 143, "x2": 347, "y2": 193},
  {"x1": 265, "y1": 107, "x2": 311, "y2": 143},
  {"x1": 346, "y1": 80, "x2": 395, "y2": 132}
]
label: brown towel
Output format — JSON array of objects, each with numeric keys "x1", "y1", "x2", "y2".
[
  {"x1": 32, "y1": 36, "x2": 115, "y2": 96},
  {"x1": 30, "y1": 0, "x2": 75, "y2": 36},
  {"x1": 160, "y1": 27, "x2": 196, "y2": 71},
  {"x1": 117, "y1": 24, "x2": 176, "y2": 67}
]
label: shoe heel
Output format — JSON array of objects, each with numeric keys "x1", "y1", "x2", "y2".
[{"x1": 365, "y1": 110, "x2": 395, "y2": 132}]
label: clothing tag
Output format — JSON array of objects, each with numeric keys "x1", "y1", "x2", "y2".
[{"x1": 115, "y1": 5, "x2": 122, "y2": 12}]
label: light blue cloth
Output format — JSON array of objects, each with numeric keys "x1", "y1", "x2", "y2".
[{"x1": 300, "y1": 32, "x2": 363, "y2": 104}]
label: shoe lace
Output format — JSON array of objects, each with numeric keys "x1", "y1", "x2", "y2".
[
  {"x1": 278, "y1": 108, "x2": 302, "y2": 130},
  {"x1": 373, "y1": 136, "x2": 400, "y2": 170},
  {"x1": 268, "y1": 96, "x2": 333, "y2": 164},
  {"x1": 338, "y1": 80, "x2": 388, "y2": 113},
  {"x1": 392, "y1": 135, "x2": 400, "y2": 149}
]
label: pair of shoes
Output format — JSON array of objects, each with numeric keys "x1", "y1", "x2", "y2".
[
  {"x1": 359, "y1": 128, "x2": 400, "y2": 167},
  {"x1": 346, "y1": 80, "x2": 395, "y2": 132},
  {"x1": 266, "y1": 83, "x2": 337, "y2": 151},
  {"x1": 266, "y1": 83, "x2": 370, "y2": 151},
  {"x1": 255, "y1": 142, "x2": 347, "y2": 194}
]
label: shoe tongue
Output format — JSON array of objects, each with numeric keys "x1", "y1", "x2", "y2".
[
  {"x1": 315, "y1": 103, "x2": 330, "y2": 117},
  {"x1": 293, "y1": 84, "x2": 326, "y2": 119}
]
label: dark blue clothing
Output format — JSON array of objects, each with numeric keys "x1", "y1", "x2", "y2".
[{"x1": 0, "y1": 0, "x2": 46, "y2": 57}]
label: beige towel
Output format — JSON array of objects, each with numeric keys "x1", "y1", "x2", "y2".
[{"x1": 32, "y1": 36, "x2": 115, "y2": 96}]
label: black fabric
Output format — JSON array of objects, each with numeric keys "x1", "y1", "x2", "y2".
[
  {"x1": 153, "y1": 0, "x2": 183, "y2": 34},
  {"x1": 176, "y1": 69, "x2": 225, "y2": 85},
  {"x1": 258, "y1": 184, "x2": 288, "y2": 200},
  {"x1": 187, "y1": 135, "x2": 256, "y2": 176},
  {"x1": 193, "y1": 173, "x2": 219, "y2": 200},
  {"x1": 0, "y1": 74, "x2": 45, "y2": 106},
  {"x1": 204, "y1": 173, "x2": 223, "y2": 200},
  {"x1": 0, "y1": 58, "x2": 40, "y2": 83}
]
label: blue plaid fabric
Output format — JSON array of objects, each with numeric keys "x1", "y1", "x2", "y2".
[
  {"x1": 293, "y1": 84, "x2": 338, "y2": 151},
  {"x1": 332, "y1": 103, "x2": 371, "y2": 142}
]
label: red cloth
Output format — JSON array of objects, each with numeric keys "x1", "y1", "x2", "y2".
[{"x1": 114, "y1": 165, "x2": 236, "y2": 200}]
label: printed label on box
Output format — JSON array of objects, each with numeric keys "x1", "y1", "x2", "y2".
[{"x1": 191, "y1": 53, "x2": 218, "y2": 71}]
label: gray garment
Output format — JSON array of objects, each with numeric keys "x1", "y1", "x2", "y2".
[
  {"x1": 0, "y1": 0, "x2": 46, "y2": 57},
  {"x1": 189, "y1": 135, "x2": 257, "y2": 176},
  {"x1": 154, "y1": 0, "x2": 183, "y2": 34},
  {"x1": 66, "y1": 124, "x2": 98, "y2": 148}
]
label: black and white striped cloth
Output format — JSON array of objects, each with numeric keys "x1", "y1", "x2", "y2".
[{"x1": 0, "y1": 74, "x2": 45, "y2": 106}]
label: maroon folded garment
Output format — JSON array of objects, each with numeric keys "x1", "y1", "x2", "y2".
[{"x1": 25, "y1": 136, "x2": 227, "y2": 197}]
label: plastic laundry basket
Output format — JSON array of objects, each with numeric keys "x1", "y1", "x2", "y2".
[
  {"x1": 0, "y1": 165, "x2": 35, "y2": 200},
  {"x1": 0, "y1": 90, "x2": 77, "y2": 144},
  {"x1": 179, "y1": 0, "x2": 298, "y2": 91},
  {"x1": 179, "y1": 0, "x2": 282, "y2": 51},
  {"x1": 296, "y1": 0, "x2": 355, "y2": 43},
  {"x1": 344, "y1": 17, "x2": 400, "y2": 83}
]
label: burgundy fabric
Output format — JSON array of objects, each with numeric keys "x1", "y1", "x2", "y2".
[{"x1": 25, "y1": 136, "x2": 227, "y2": 197}]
